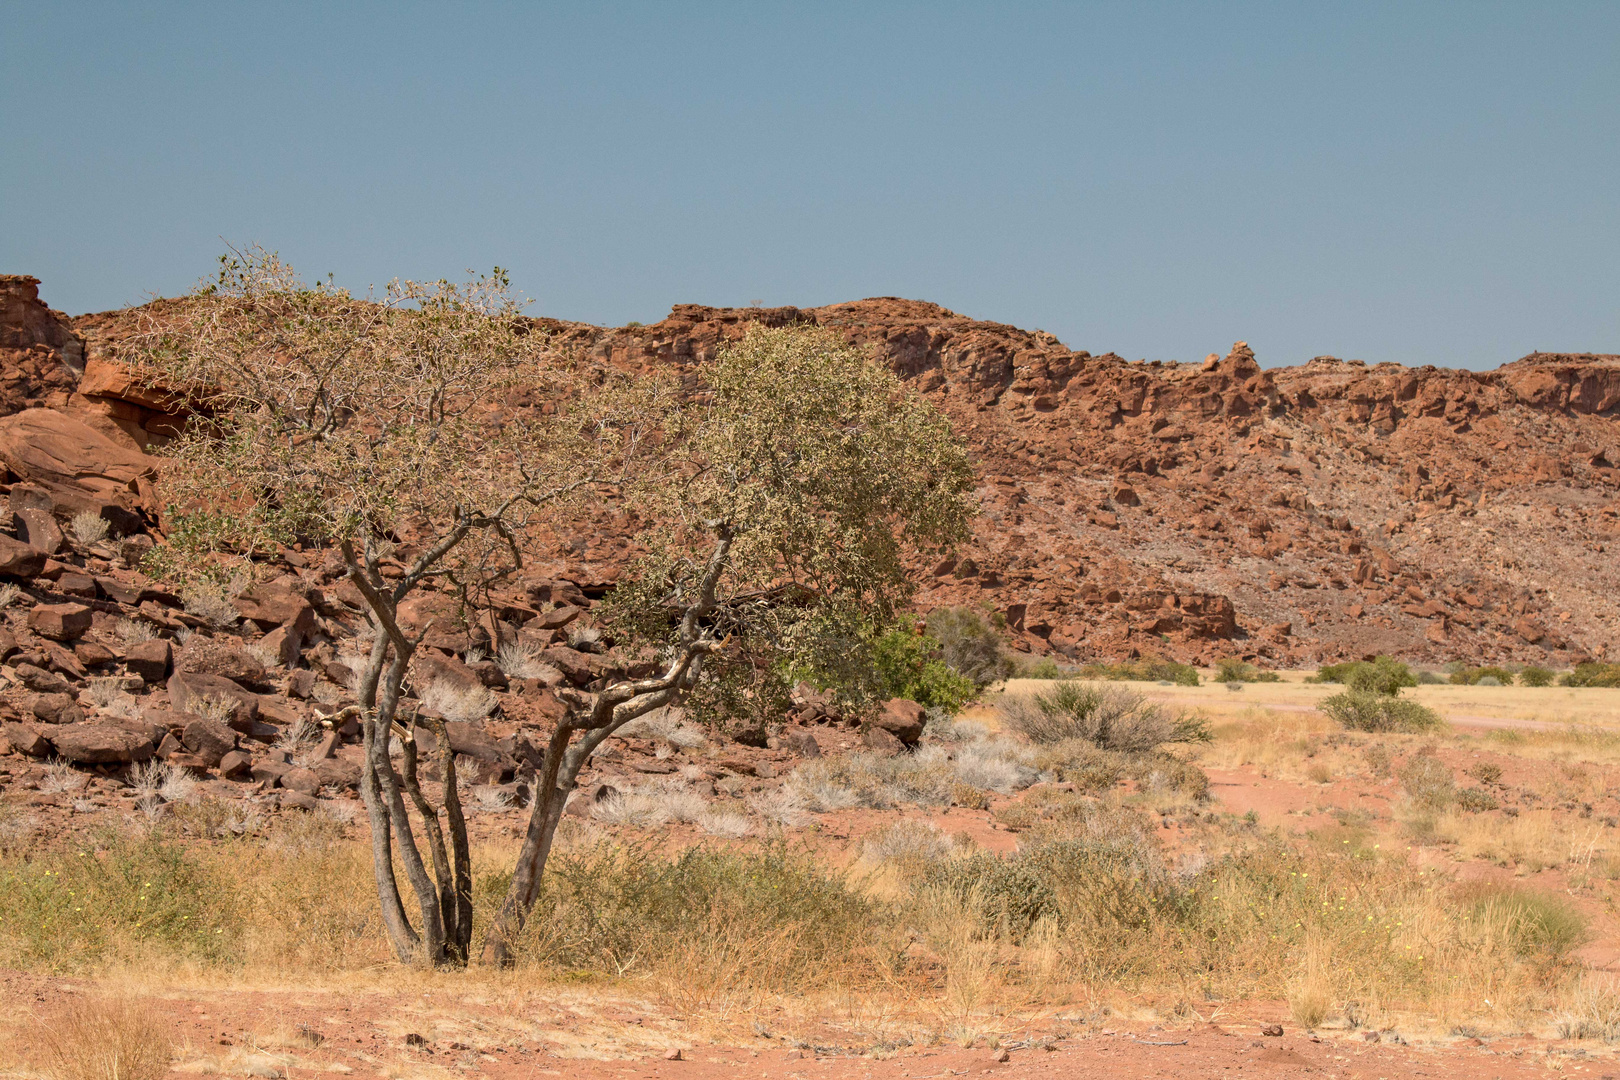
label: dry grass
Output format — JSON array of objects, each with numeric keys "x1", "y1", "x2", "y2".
[
  {"x1": 28, "y1": 996, "x2": 172, "y2": 1080},
  {"x1": 418, "y1": 678, "x2": 498, "y2": 723},
  {"x1": 68, "y1": 511, "x2": 112, "y2": 546}
]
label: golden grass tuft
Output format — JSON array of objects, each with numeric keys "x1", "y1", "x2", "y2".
[{"x1": 30, "y1": 996, "x2": 172, "y2": 1080}]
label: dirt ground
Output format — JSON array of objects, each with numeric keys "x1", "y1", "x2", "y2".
[{"x1": 0, "y1": 969, "x2": 1601, "y2": 1080}]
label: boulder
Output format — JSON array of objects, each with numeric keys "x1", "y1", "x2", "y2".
[
  {"x1": 281, "y1": 767, "x2": 321, "y2": 795},
  {"x1": 13, "y1": 661, "x2": 73, "y2": 695},
  {"x1": 861, "y1": 725, "x2": 906, "y2": 754},
  {"x1": 412, "y1": 651, "x2": 483, "y2": 693},
  {"x1": 50, "y1": 723, "x2": 155, "y2": 764},
  {"x1": 167, "y1": 670, "x2": 260, "y2": 728},
  {"x1": 782, "y1": 728, "x2": 823, "y2": 758},
  {"x1": 872, "y1": 698, "x2": 927, "y2": 745},
  {"x1": 181, "y1": 716, "x2": 238, "y2": 765},
  {"x1": 175, "y1": 638, "x2": 266, "y2": 687},
  {"x1": 0, "y1": 720, "x2": 51, "y2": 756},
  {"x1": 251, "y1": 759, "x2": 292, "y2": 787},
  {"x1": 257, "y1": 624, "x2": 303, "y2": 667},
  {"x1": 11, "y1": 507, "x2": 62, "y2": 555},
  {"x1": 27, "y1": 602, "x2": 92, "y2": 641},
  {"x1": 0, "y1": 535, "x2": 47, "y2": 577},
  {"x1": 233, "y1": 586, "x2": 317, "y2": 636},
  {"x1": 0, "y1": 408, "x2": 156, "y2": 516},
  {"x1": 28, "y1": 692, "x2": 83, "y2": 725},
  {"x1": 280, "y1": 790, "x2": 319, "y2": 811},
  {"x1": 122, "y1": 638, "x2": 172, "y2": 683}
]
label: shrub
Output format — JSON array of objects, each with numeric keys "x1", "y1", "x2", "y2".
[
  {"x1": 496, "y1": 640, "x2": 552, "y2": 679},
  {"x1": 68, "y1": 511, "x2": 112, "y2": 546},
  {"x1": 870, "y1": 624, "x2": 978, "y2": 712},
  {"x1": 1398, "y1": 752, "x2": 1454, "y2": 810},
  {"x1": 1214, "y1": 657, "x2": 1281, "y2": 683},
  {"x1": 1519, "y1": 665, "x2": 1555, "y2": 687},
  {"x1": 1449, "y1": 665, "x2": 1515, "y2": 686},
  {"x1": 1458, "y1": 882, "x2": 1588, "y2": 964},
  {"x1": 1564, "y1": 662, "x2": 1620, "y2": 688},
  {"x1": 1467, "y1": 762, "x2": 1502, "y2": 786},
  {"x1": 926, "y1": 607, "x2": 1013, "y2": 686},
  {"x1": 1078, "y1": 658, "x2": 1200, "y2": 686},
  {"x1": 1312, "y1": 656, "x2": 1416, "y2": 695},
  {"x1": 1015, "y1": 655, "x2": 1068, "y2": 679},
  {"x1": 999, "y1": 682, "x2": 1210, "y2": 751},
  {"x1": 1456, "y1": 787, "x2": 1499, "y2": 812},
  {"x1": 1320, "y1": 689, "x2": 1443, "y2": 733}
]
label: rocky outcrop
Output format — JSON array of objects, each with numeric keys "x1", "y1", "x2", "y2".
[{"x1": 2, "y1": 278, "x2": 1616, "y2": 668}]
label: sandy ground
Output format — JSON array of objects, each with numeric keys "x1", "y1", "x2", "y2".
[{"x1": 0, "y1": 970, "x2": 1595, "y2": 1080}]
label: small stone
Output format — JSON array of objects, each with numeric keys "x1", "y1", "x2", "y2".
[
  {"x1": 1261, "y1": 1024, "x2": 1284, "y2": 1037},
  {"x1": 14, "y1": 662, "x2": 73, "y2": 695},
  {"x1": 994, "y1": 1049, "x2": 1010, "y2": 1063},
  {"x1": 664, "y1": 1048, "x2": 683, "y2": 1061},
  {"x1": 29, "y1": 692, "x2": 84, "y2": 725}
]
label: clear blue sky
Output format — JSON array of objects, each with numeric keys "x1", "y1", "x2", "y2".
[{"x1": 3, "y1": 3, "x2": 1617, "y2": 369}]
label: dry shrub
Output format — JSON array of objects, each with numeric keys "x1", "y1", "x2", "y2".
[
  {"x1": 30, "y1": 996, "x2": 171, "y2": 1080},
  {"x1": 999, "y1": 682, "x2": 1209, "y2": 751},
  {"x1": 1559, "y1": 974, "x2": 1620, "y2": 1041},
  {"x1": 68, "y1": 511, "x2": 111, "y2": 546},
  {"x1": 1398, "y1": 751, "x2": 1455, "y2": 810},
  {"x1": 418, "y1": 677, "x2": 497, "y2": 722}
]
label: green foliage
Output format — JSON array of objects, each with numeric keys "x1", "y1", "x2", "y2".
[
  {"x1": 1311, "y1": 656, "x2": 1417, "y2": 695},
  {"x1": 1214, "y1": 657, "x2": 1282, "y2": 683},
  {"x1": 1076, "y1": 658, "x2": 1200, "y2": 686},
  {"x1": 870, "y1": 624, "x2": 978, "y2": 712},
  {"x1": 609, "y1": 324, "x2": 977, "y2": 721},
  {"x1": 1321, "y1": 690, "x2": 1444, "y2": 733},
  {"x1": 1518, "y1": 665, "x2": 1555, "y2": 687},
  {"x1": 925, "y1": 607, "x2": 1012, "y2": 686},
  {"x1": 1449, "y1": 665, "x2": 1516, "y2": 686},
  {"x1": 1458, "y1": 883, "x2": 1588, "y2": 963},
  {"x1": 1563, "y1": 662, "x2": 1620, "y2": 688},
  {"x1": 999, "y1": 681, "x2": 1211, "y2": 751},
  {"x1": 0, "y1": 830, "x2": 239, "y2": 970}
]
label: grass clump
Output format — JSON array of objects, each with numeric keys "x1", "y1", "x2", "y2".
[
  {"x1": 30, "y1": 996, "x2": 172, "y2": 1080},
  {"x1": 1398, "y1": 751, "x2": 1454, "y2": 810},
  {"x1": 999, "y1": 681, "x2": 1210, "y2": 751},
  {"x1": 1214, "y1": 657, "x2": 1281, "y2": 683}
]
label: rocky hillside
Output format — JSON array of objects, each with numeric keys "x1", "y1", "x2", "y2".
[{"x1": 7, "y1": 275, "x2": 1620, "y2": 674}]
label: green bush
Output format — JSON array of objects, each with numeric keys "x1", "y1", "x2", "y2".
[
  {"x1": 1077, "y1": 658, "x2": 1200, "y2": 687},
  {"x1": 870, "y1": 624, "x2": 978, "y2": 711},
  {"x1": 1564, "y1": 662, "x2": 1620, "y2": 688},
  {"x1": 1459, "y1": 883, "x2": 1588, "y2": 964},
  {"x1": 1214, "y1": 657, "x2": 1282, "y2": 683},
  {"x1": 1449, "y1": 665, "x2": 1515, "y2": 686},
  {"x1": 1311, "y1": 656, "x2": 1415, "y2": 695},
  {"x1": 1518, "y1": 665, "x2": 1555, "y2": 687},
  {"x1": 1014, "y1": 655, "x2": 1068, "y2": 679},
  {"x1": 926, "y1": 607, "x2": 1013, "y2": 686},
  {"x1": 1321, "y1": 690, "x2": 1444, "y2": 733}
]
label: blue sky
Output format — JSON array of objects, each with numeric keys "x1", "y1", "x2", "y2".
[{"x1": 3, "y1": 3, "x2": 1616, "y2": 368}]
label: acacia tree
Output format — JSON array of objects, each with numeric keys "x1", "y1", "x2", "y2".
[
  {"x1": 479, "y1": 323, "x2": 976, "y2": 965},
  {"x1": 132, "y1": 247, "x2": 654, "y2": 968}
]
